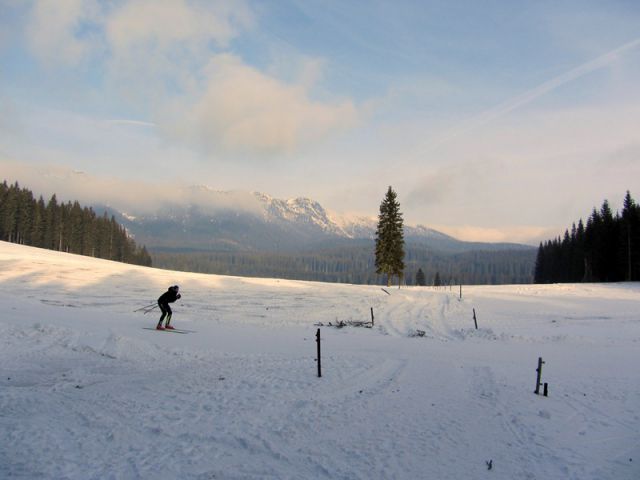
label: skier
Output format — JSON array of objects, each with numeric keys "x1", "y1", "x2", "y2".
[{"x1": 156, "y1": 285, "x2": 181, "y2": 330}]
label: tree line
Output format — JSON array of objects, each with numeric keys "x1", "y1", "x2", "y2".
[
  {"x1": 152, "y1": 243, "x2": 534, "y2": 285},
  {"x1": 534, "y1": 191, "x2": 640, "y2": 283},
  {"x1": 0, "y1": 181, "x2": 152, "y2": 266}
]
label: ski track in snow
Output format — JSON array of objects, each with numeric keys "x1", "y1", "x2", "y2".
[{"x1": 1, "y1": 241, "x2": 639, "y2": 479}]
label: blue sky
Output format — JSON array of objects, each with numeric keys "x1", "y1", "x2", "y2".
[{"x1": 1, "y1": 0, "x2": 640, "y2": 243}]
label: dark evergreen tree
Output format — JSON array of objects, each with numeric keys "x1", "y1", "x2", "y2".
[
  {"x1": 31, "y1": 196, "x2": 46, "y2": 248},
  {"x1": 44, "y1": 194, "x2": 59, "y2": 250},
  {"x1": 599, "y1": 200, "x2": 617, "y2": 281},
  {"x1": 620, "y1": 191, "x2": 640, "y2": 281},
  {"x1": 571, "y1": 221, "x2": 586, "y2": 282},
  {"x1": 0, "y1": 180, "x2": 151, "y2": 267},
  {"x1": 534, "y1": 243, "x2": 545, "y2": 283},
  {"x1": 415, "y1": 268, "x2": 426, "y2": 286},
  {"x1": 1, "y1": 182, "x2": 18, "y2": 242},
  {"x1": 375, "y1": 186, "x2": 405, "y2": 287},
  {"x1": 534, "y1": 192, "x2": 638, "y2": 284}
]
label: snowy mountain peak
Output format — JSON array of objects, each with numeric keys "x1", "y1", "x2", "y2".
[
  {"x1": 103, "y1": 187, "x2": 467, "y2": 251},
  {"x1": 252, "y1": 192, "x2": 350, "y2": 237}
]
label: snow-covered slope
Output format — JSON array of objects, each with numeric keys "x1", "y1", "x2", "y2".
[{"x1": 1, "y1": 241, "x2": 638, "y2": 479}]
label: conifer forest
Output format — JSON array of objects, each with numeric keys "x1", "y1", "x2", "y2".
[
  {"x1": 534, "y1": 191, "x2": 640, "y2": 283},
  {"x1": 0, "y1": 181, "x2": 152, "y2": 267}
]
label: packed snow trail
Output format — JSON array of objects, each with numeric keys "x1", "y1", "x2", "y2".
[{"x1": 1, "y1": 241, "x2": 639, "y2": 479}]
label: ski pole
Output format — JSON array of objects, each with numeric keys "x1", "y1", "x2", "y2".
[
  {"x1": 142, "y1": 304, "x2": 159, "y2": 314},
  {"x1": 134, "y1": 303, "x2": 157, "y2": 312}
]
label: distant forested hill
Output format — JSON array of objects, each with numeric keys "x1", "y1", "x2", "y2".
[
  {"x1": 95, "y1": 191, "x2": 535, "y2": 285},
  {"x1": 0, "y1": 181, "x2": 151, "y2": 267},
  {"x1": 152, "y1": 242, "x2": 535, "y2": 285}
]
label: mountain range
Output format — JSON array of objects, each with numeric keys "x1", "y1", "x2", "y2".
[
  {"x1": 92, "y1": 186, "x2": 537, "y2": 284},
  {"x1": 99, "y1": 186, "x2": 532, "y2": 255}
]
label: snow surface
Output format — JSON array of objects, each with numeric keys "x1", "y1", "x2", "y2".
[{"x1": 1, "y1": 240, "x2": 639, "y2": 480}]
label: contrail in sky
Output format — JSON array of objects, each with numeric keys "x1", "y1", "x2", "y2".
[
  {"x1": 107, "y1": 119, "x2": 157, "y2": 128},
  {"x1": 427, "y1": 37, "x2": 640, "y2": 150}
]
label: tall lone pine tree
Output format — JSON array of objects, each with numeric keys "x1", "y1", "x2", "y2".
[{"x1": 375, "y1": 186, "x2": 405, "y2": 287}]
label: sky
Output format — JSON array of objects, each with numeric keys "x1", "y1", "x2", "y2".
[{"x1": 1, "y1": 0, "x2": 640, "y2": 244}]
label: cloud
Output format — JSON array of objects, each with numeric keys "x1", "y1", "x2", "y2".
[
  {"x1": 162, "y1": 54, "x2": 360, "y2": 155},
  {"x1": 104, "y1": 0, "x2": 253, "y2": 94},
  {"x1": 106, "y1": 0, "x2": 249, "y2": 51},
  {"x1": 0, "y1": 159, "x2": 264, "y2": 215},
  {"x1": 399, "y1": 99, "x2": 640, "y2": 244},
  {"x1": 25, "y1": 0, "x2": 253, "y2": 70},
  {"x1": 21, "y1": 0, "x2": 359, "y2": 155},
  {"x1": 0, "y1": 157, "x2": 558, "y2": 245},
  {"x1": 423, "y1": 37, "x2": 640, "y2": 151},
  {"x1": 26, "y1": 0, "x2": 102, "y2": 66},
  {"x1": 600, "y1": 143, "x2": 640, "y2": 170},
  {"x1": 405, "y1": 168, "x2": 458, "y2": 208},
  {"x1": 432, "y1": 224, "x2": 557, "y2": 245}
]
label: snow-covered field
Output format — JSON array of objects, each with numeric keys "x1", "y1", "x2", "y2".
[{"x1": 1, "y1": 241, "x2": 639, "y2": 480}]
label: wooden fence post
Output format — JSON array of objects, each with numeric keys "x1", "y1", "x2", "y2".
[
  {"x1": 316, "y1": 328, "x2": 322, "y2": 378},
  {"x1": 473, "y1": 308, "x2": 478, "y2": 330},
  {"x1": 370, "y1": 307, "x2": 374, "y2": 326},
  {"x1": 534, "y1": 357, "x2": 545, "y2": 394},
  {"x1": 459, "y1": 284, "x2": 462, "y2": 300}
]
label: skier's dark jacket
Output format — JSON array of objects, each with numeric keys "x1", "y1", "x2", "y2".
[{"x1": 158, "y1": 287, "x2": 181, "y2": 304}]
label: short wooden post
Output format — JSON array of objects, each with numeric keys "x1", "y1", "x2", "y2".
[
  {"x1": 543, "y1": 382, "x2": 548, "y2": 397},
  {"x1": 370, "y1": 307, "x2": 374, "y2": 326},
  {"x1": 534, "y1": 357, "x2": 545, "y2": 394},
  {"x1": 473, "y1": 308, "x2": 478, "y2": 330},
  {"x1": 316, "y1": 328, "x2": 322, "y2": 378},
  {"x1": 459, "y1": 284, "x2": 462, "y2": 300}
]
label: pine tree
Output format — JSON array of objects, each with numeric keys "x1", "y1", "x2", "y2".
[
  {"x1": 0, "y1": 179, "x2": 152, "y2": 268},
  {"x1": 534, "y1": 242, "x2": 545, "y2": 283},
  {"x1": 571, "y1": 220, "x2": 586, "y2": 282},
  {"x1": 621, "y1": 191, "x2": 640, "y2": 281},
  {"x1": 415, "y1": 268, "x2": 426, "y2": 286},
  {"x1": 375, "y1": 186, "x2": 405, "y2": 287},
  {"x1": 534, "y1": 191, "x2": 640, "y2": 284},
  {"x1": 30, "y1": 196, "x2": 46, "y2": 248},
  {"x1": 44, "y1": 194, "x2": 59, "y2": 250},
  {"x1": 1, "y1": 182, "x2": 18, "y2": 242}
]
